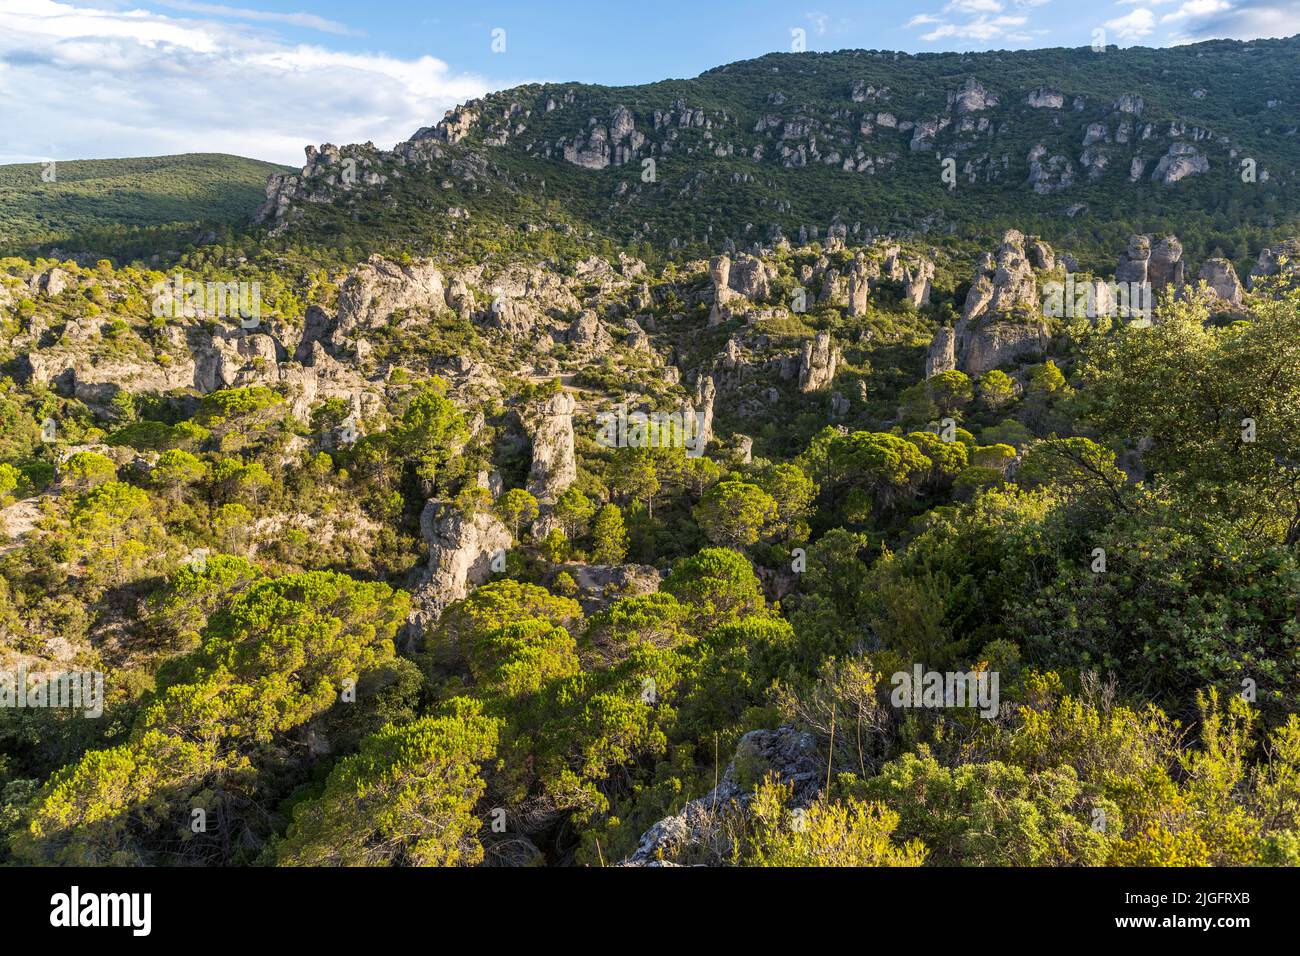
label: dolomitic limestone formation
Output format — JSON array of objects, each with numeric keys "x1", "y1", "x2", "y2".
[
  {"x1": 925, "y1": 326, "x2": 957, "y2": 378},
  {"x1": 903, "y1": 259, "x2": 934, "y2": 308},
  {"x1": 623, "y1": 727, "x2": 821, "y2": 865},
  {"x1": 798, "y1": 331, "x2": 840, "y2": 393},
  {"x1": 1027, "y1": 145, "x2": 1075, "y2": 195},
  {"x1": 950, "y1": 78, "x2": 998, "y2": 113},
  {"x1": 729, "y1": 254, "x2": 774, "y2": 300},
  {"x1": 524, "y1": 391, "x2": 578, "y2": 504},
  {"x1": 1116, "y1": 234, "x2": 1185, "y2": 291},
  {"x1": 846, "y1": 256, "x2": 876, "y2": 316},
  {"x1": 335, "y1": 256, "x2": 446, "y2": 336},
  {"x1": 681, "y1": 374, "x2": 716, "y2": 451},
  {"x1": 567, "y1": 310, "x2": 613, "y2": 352},
  {"x1": 1026, "y1": 87, "x2": 1064, "y2": 109},
  {"x1": 707, "y1": 255, "x2": 734, "y2": 326},
  {"x1": 1152, "y1": 143, "x2": 1209, "y2": 185},
  {"x1": 1249, "y1": 240, "x2": 1300, "y2": 290},
  {"x1": 925, "y1": 230, "x2": 1050, "y2": 378},
  {"x1": 1197, "y1": 258, "x2": 1245, "y2": 307},
  {"x1": 408, "y1": 503, "x2": 513, "y2": 634}
]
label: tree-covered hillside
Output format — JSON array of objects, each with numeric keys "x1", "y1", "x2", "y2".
[
  {"x1": 255, "y1": 38, "x2": 1300, "y2": 273},
  {"x1": 0, "y1": 154, "x2": 291, "y2": 256}
]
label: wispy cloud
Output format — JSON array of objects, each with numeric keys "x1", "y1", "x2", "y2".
[
  {"x1": 1104, "y1": 0, "x2": 1300, "y2": 44},
  {"x1": 945, "y1": 0, "x2": 1005, "y2": 13},
  {"x1": 918, "y1": 14, "x2": 1030, "y2": 41},
  {"x1": 1167, "y1": 0, "x2": 1300, "y2": 39},
  {"x1": 0, "y1": 0, "x2": 489, "y2": 165},
  {"x1": 152, "y1": 1, "x2": 356, "y2": 36},
  {"x1": 906, "y1": 0, "x2": 1045, "y2": 44},
  {"x1": 1160, "y1": 0, "x2": 1232, "y2": 24}
]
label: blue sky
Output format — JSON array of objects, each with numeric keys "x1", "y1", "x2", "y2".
[{"x1": 1, "y1": 0, "x2": 1297, "y2": 164}]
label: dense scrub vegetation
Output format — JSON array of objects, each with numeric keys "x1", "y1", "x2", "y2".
[{"x1": 3, "y1": 231, "x2": 1300, "y2": 865}]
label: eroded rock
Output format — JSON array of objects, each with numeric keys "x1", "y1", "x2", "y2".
[
  {"x1": 408, "y1": 503, "x2": 512, "y2": 633},
  {"x1": 797, "y1": 331, "x2": 840, "y2": 392},
  {"x1": 524, "y1": 391, "x2": 578, "y2": 503},
  {"x1": 623, "y1": 727, "x2": 821, "y2": 866}
]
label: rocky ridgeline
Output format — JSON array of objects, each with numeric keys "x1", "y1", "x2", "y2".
[{"x1": 252, "y1": 43, "x2": 1298, "y2": 241}]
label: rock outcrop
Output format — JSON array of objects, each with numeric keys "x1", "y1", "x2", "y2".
[
  {"x1": 682, "y1": 374, "x2": 716, "y2": 451},
  {"x1": 335, "y1": 256, "x2": 446, "y2": 337},
  {"x1": 1249, "y1": 240, "x2": 1300, "y2": 290},
  {"x1": 565, "y1": 564, "x2": 664, "y2": 616},
  {"x1": 1117, "y1": 234, "x2": 1185, "y2": 291},
  {"x1": 846, "y1": 257, "x2": 874, "y2": 316},
  {"x1": 925, "y1": 231, "x2": 1050, "y2": 378},
  {"x1": 484, "y1": 295, "x2": 542, "y2": 339},
  {"x1": 950, "y1": 78, "x2": 998, "y2": 113},
  {"x1": 903, "y1": 259, "x2": 934, "y2": 308},
  {"x1": 623, "y1": 727, "x2": 821, "y2": 865},
  {"x1": 1026, "y1": 87, "x2": 1064, "y2": 109},
  {"x1": 1197, "y1": 258, "x2": 1245, "y2": 307},
  {"x1": 567, "y1": 310, "x2": 612, "y2": 352},
  {"x1": 797, "y1": 331, "x2": 840, "y2": 392},
  {"x1": 1152, "y1": 143, "x2": 1209, "y2": 185},
  {"x1": 925, "y1": 326, "x2": 957, "y2": 378},
  {"x1": 967, "y1": 231, "x2": 1039, "y2": 322},
  {"x1": 524, "y1": 391, "x2": 578, "y2": 503},
  {"x1": 729, "y1": 254, "x2": 773, "y2": 300},
  {"x1": 408, "y1": 503, "x2": 512, "y2": 633},
  {"x1": 32, "y1": 268, "x2": 72, "y2": 297},
  {"x1": 1027, "y1": 146, "x2": 1075, "y2": 194},
  {"x1": 707, "y1": 255, "x2": 734, "y2": 326}
]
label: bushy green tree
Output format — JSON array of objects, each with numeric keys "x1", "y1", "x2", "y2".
[
  {"x1": 277, "y1": 705, "x2": 499, "y2": 867},
  {"x1": 977, "y1": 369, "x2": 1017, "y2": 409},
  {"x1": 664, "y1": 547, "x2": 766, "y2": 630},
  {"x1": 591, "y1": 504, "x2": 629, "y2": 564},
  {"x1": 693, "y1": 480, "x2": 778, "y2": 549},
  {"x1": 495, "y1": 488, "x2": 539, "y2": 540}
]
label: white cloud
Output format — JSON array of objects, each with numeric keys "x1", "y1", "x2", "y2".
[
  {"x1": 1161, "y1": 0, "x2": 1232, "y2": 23},
  {"x1": 1104, "y1": 8, "x2": 1159, "y2": 39},
  {"x1": 1170, "y1": 0, "x2": 1300, "y2": 39},
  {"x1": 921, "y1": 14, "x2": 1029, "y2": 41},
  {"x1": 0, "y1": 0, "x2": 490, "y2": 165},
  {"x1": 907, "y1": 0, "x2": 1045, "y2": 43},
  {"x1": 945, "y1": 0, "x2": 1005, "y2": 12}
]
